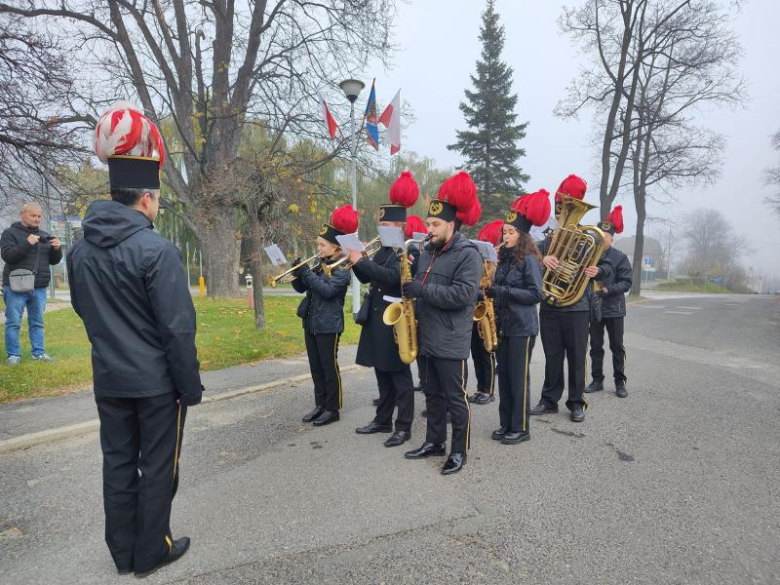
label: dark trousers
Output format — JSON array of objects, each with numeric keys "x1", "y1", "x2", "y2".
[
  {"x1": 540, "y1": 310, "x2": 589, "y2": 411},
  {"x1": 305, "y1": 331, "x2": 342, "y2": 411},
  {"x1": 497, "y1": 336, "x2": 536, "y2": 433},
  {"x1": 422, "y1": 356, "x2": 471, "y2": 454},
  {"x1": 590, "y1": 317, "x2": 627, "y2": 383},
  {"x1": 470, "y1": 323, "x2": 496, "y2": 395},
  {"x1": 95, "y1": 393, "x2": 186, "y2": 573},
  {"x1": 374, "y1": 367, "x2": 415, "y2": 432}
]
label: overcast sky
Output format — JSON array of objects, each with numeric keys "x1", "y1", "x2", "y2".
[{"x1": 359, "y1": 0, "x2": 779, "y2": 279}]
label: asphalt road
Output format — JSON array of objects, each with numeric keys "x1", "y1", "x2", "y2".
[{"x1": 1, "y1": 294, "x2": 778, "y2": 584}]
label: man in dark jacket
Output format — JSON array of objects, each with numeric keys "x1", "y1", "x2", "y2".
[
  {"x1": 68, "y1": 103, "x2": 201, "y2": 578},
  {"x1": 1, "y1": 202, "x2": 62, "y2": 364},
  {"x1": 402, "y1": 172, "x2": 483, "y2": 475},
  {"x1": 586, "y1": 206, "x2": 632, "y2": 397}
]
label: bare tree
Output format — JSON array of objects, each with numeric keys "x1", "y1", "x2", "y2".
[
  {"x1": 683, "y1": 207, "x2": 748, "y2": 289},
  {"x1": 765, "y1": 130, "x2": 780, "y2": 218}
]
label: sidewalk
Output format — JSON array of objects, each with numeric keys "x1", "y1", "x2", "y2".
[{"x1": 0, "y1": 345, "x2": 360, "y2": 446}]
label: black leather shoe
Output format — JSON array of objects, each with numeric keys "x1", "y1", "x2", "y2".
[
  {"x1": 570, "y1": 408, "x2": 585, "y2": 422},
  {"x1": 473, "y1": 392, "x2": 495, "y2": 405},
  {"x1": 584, "y1": 380, "x2": 604, "y2": 393},
  {"x1": 421, "y1": 409, "x2": 427, "y2": 417},
  {"x1": 467, "y1": 392, "x2": 478, "y2": 403},
  {"x1": 441, "y1": 452, "x2": 467, "y2": 475},
  {"x1": 134, "y1": 536, "x2": 190, "y2": 578},
  {"x1": 312, "y1": 410, "x2": 340, "y2": 426},
  {"x1": 414, "y1": 385, "x2": 424, "y2": 392},
  {"x1": 404, "y1": 442, "x2": 446, "y2": 459},
  {"x1": 372, "y1": 397, "x2": 380, "y2": 406},
  {"x1": 117, "y1": 567, "x2": 133, "y2": 576},
  {"x1": 491, "y1": 427, "x2": 507, "y2": 441},
  {"x1": 530, "y1": 402, "x2": 558, "y2": 415},
  {"x1": 501, "y1": 431, "x2": 530, "y2": 445},
  {"x1": 356, "y1": 421, "x2": 392, "y2": 434},
  {"x1": 616, "y1": 381, "x2": 628, "y2": 398},
  {"x1": 302, "y1": 406, "x2": 324, "y2": 423},
  {"x1": 384, "y1": 430, "x2": 411, "y2": 447}
]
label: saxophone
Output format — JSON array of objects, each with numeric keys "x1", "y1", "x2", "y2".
[
  {"x1": 473, "y1": 260, "x2": 498, "y2": 353},
  {"x1": 382, "y1": 238, "x2": 422, "y2": 365}
]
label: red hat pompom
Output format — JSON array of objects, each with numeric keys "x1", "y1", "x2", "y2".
[
  {"x1": 95, "y1": 101, "x2": 165, "y2": 166},
  {"x1": 461, "y1": 195, "x2": 482, "y2": 226},
  {"x1": 477, "y1": 220, "x2": 504, "y2": 246},
  {"x1": 330, "y1": 204, "x2": 359, "y2": 234},
  {"x1": 522, "y1": 190, "x2": 552, "y2": 227},
  {"x1": 390, "y1": 171, "x2": 419, "y2": 208},
  {"x1": 439, "y1": 172, "x2": 477, "y2": 215},
  {"x1": 405, "y1": 214, "x2": 426, "y2": 238},
  {"x1": 608, "y1": 205, "x2": 624, "y2": 234},
  {"x1": 556, "y1": 174, "x2": 587, "y2": 201}
]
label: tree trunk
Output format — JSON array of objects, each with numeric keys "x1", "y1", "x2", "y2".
[
  {"x1": 194, "y1": 210, "x2": 241, "y2": 298},
  {"x1": 246, "y1": 202, "x2": 267, "y2": 330},
  {"x1": 631, "y1": 201, "x2": 646, "y2": 298}
]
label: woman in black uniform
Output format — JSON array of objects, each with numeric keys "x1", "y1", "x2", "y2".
[
  {"x1": 292, "y1": 204, "x2": 358, "y2": 427},
  {"x1": 487, "y1": 190, "x2": 550, "y2": 445}
]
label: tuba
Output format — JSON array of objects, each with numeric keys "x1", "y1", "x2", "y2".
[
  {"x1": 382, "y1": 238, "x2": 423, "y2": 365},
  {"x1": 542, "y1": 195, "x2": 607, "y2": 307},
  {"x1": 473, "y1": 260, "x2": 498, "y2": 352}
]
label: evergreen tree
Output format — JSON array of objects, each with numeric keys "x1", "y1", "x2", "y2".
[{"x1": 448, "y1": 0, "x2": 529, "y2": 220}]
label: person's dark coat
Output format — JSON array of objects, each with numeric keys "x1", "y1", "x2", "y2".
[
  {"x1": 291, "y1": 259, "x2": 350, "y2": 335},
  {"x1": 595, "y1": 245, "x2": 632, "y2": 319},
  {"x1": 67, "y1": 200, "x2": 203, "y2": 405},
  {"x1": 491, "y1": 247, "x2": 543, "y2": 337},
  {"x1": 413, "y1": 232, "x2": 483, "y2": 360},
  {"x1": 1, "y1": 222, "x2": 63, "y2": 289}
]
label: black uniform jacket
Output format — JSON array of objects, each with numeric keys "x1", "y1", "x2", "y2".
[
  {"x1": 492, "y1": 248, "x2": 543, "y2": 337},
  {"x1": 292, "y1": 259, "x2": 350, "y2": 335},
  {"x1": 67, "y1": 200, "x2": 203, "y2": 405},
  {"x1": 1, "y1": 222, "x2": 63, "y2": 289},
  {"x1": 413, "y1": 232, "x2": 483, "y2": 360},
  {"x1": 597, "y1": 245, "x2": 632, "y2": 319},
  {"x1": 352, "y1": 246, "x2": 408, "y2": 371}
]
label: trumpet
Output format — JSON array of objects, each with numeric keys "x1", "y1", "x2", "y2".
[
  {"x1": 265, "y1": 254, "x2": 320, "y2": 288},
  {"x1": 322, "y1": 236, "x2": 383, "y2": 276}
]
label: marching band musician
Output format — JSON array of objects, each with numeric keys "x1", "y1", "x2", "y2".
[
  {"x1": 489, "y1": 191, "x2": 548, "y2": 445},
  {"x1": 403, "y1": 172, "x2": 483, "y2": 475},
  {"x1": 352, "y1": 172, "x2": 419, "y2": 448},
  {"x1": 586, "y1": 205, "x2": 633, "y2": 398},
  {"x1": 292, "y1": 205, "x2": 358, "y2": 427}
]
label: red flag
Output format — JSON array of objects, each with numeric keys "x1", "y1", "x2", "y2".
[
  {"x1": 380, "y1": 89, "x2": 401, "y2": 155},
  {"x1": 319, "y1": 94, "x2": 338, "y2": 140}
]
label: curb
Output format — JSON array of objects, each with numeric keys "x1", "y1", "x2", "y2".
[{"x1": 0, "y1": 365, "x2": 365, "y2": 455}]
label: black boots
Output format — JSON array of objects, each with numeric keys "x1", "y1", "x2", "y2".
[
  {"x1": 404, "y1": 442, "x2": 446, "y2": 459},
  {"x1": 302, "y1": 406, "x2": 324, "y2": 423},
  {"x1": 584, "y1": 379, "x2": 604, "y2": 393},
  {"x1": 529, "y1": 402, "x2": 558, "y2": 415},
  {"x1": 616, "y1": 380, "x2": 628, "y2": 398},
  {"x1": 312, "y1": 410, "x2": 340, "y2": 426},
  {"x1": 134, "y1": 536, "x2": 191, "y2": 578},
  {"x1": 441, "y1": 452, "x2": 467, "y2": 475}
]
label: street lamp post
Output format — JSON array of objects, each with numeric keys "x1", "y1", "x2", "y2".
[{"x1": 339, "y1": 79, "x2": 365, "y2": 317}]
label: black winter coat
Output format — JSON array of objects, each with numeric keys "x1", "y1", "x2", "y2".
[
  {"x1": 414, "y1": 232, "x2": 483, "y2": 360},
  {"x1": 1, "y1": 222, "x2": 63, "y2": 289},
  {"x1": 492, "y1": 248, "x2": 543, "y2": 337},
  {"x1": 292, "y1": 259, "x2": 350, "y2": 335},
  {"x1": 67, "y1": 200, "x2": 203, "y2": 405},
  {"x1": 596, "y1": 246, "x2": 632, "y2": 319}
]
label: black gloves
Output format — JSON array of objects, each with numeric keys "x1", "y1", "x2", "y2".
[
  {"x1": 291, "y1": 258, "x2": 304, "y2": 278},
  {"x1": 403, "y1": 280, "x2": 424, "y2": 299},
  {"x1": 485, "y1": 286, "x2": 502, "y2": 299}
]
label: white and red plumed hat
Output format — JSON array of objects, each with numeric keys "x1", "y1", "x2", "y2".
[
  {"x1": 429, "y1": 171, "x2": 481, "y2": 228},
  {"x1": 320, "y1": 204, "x2": 360, "y2": 245},
  {"x1": 380, "y1": 171, "x2": 419, "y2": 223},
  {"x1": 94, "y1": 101, "x2": 165, "y2": 190},
  {"x1": 598, "y1": 205, "x2": 624, "y2": 235},
  {"x1": 506, "y1": 190, "x2": 552, "y2": 233},
  {"x1": 554, "y1": 174, "x2": 587, "y2": 218},
  {"x1": 477, "y1": 220, "x2": 504, "y2": 247}
]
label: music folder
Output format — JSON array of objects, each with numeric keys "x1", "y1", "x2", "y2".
[{"x1": 264, "y1": 244, "x2": 288, "y2": 267}]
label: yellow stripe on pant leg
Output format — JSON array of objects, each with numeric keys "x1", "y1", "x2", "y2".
[
  {"x1": 522, "y1": 337, "x2": 530, "y2": 432},
  {"x1": 460, "y1": 359, "x2": 471, "y2": 451},
  {"x1": 165, "y1": 534, "x2": 172, "y2": 552},
  {"x1": 488, "y1": 352, "x2": 496, "y2": 396},
  {"x1": 172, "y1": 403, "x2": 182, "y2": 481}
]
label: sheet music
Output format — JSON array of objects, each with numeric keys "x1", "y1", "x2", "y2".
[
  {"x1": 377, "y1": 225, "x2": 405, "y2": 249},
  {"x1": 264, "y1": 244, "x2": 288, "y2": 267},
  {"x1": 335, "y1": 233, "x2": 365, "y2": 252}
]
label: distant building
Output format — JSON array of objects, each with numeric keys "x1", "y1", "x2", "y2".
[{"x1": 613, "y1": 235, "x2": 665, "y2": 280}]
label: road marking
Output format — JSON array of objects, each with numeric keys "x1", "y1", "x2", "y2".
[
  {"x1": 664, "y1": 311, "x2": 693, "y2": 315},
  {"x1": 676, "y1": 306, "x2": 703, "y2": 310},
  {"x1": 638, "y1": 305, "x2": 666, "y2": 309}
]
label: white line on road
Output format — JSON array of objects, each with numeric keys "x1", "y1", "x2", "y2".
[
  {"x1": 664, "y1": 311, "x2": 693, "y2": 315},
  {"x1": 637, "y1": 305, "x2": 666, "y2": 309},
  {"x1": 676, "y1": 306, "x2": 703, "y2": 310}
]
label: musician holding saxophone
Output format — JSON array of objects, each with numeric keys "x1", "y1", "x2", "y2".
[
  {"x1": 488, "y1": 191, "x2": 549, "y2": 445},
  {"x1": 351, "y1": 172, "x2": 419, "y2": 448},
  {"x1": 292, "y1": 205, "x2": 358, "y2": 427}
]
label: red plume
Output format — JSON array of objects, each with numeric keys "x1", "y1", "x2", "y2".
[
  {"x1": 608, "y1": 205, "x2": 624, "y2": 234},
  {"x1": 556, "y1": 174, "x2": 587, "y2": 201},
  {"x1": 438, "y1": 171, "x2": 478, "y2": 220},
  {"x1": 390, "y1": 171, "x2": 419, "y2": 208},
  {"x1": 477, "y1": 220, "x2": 504, "y2": 246},
  {"x1": 330, "y1": 204, "x2": 359, "y2": 234},
  {"x1": 405, "y1": 214, "x2": 426, "y2": 238},
  {"x1": 95, "y1": 101, "x2": 165, "y2": 166},
  {"x1": 461, "y1": 196, "x2": 482, "y2": 226},
  {"x1": 521, "y1": 190, "x2": 552, "y2": 227}
]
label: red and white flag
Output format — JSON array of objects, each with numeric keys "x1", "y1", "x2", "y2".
[
  {"x1": 379, "y1": 89, "x2": 401, "y2": 155},
  {"x1": 319, "y1": 93, "x2": 339, "y2": 140}
]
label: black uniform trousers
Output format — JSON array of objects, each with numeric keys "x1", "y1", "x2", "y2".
[
  {"x1": 95, "y1": 393, "x2": 186, "y2": 573},
  {"x1": 497, "y1": 336, "x2": 536, "y2": 433},
  {"x1": 373, "y1": 367, "x2": 415, "y2": 432},
  {"x1": 589, "y1": 317, "x2": 627, "y2": 384},
  {"x1": 470, "y1": 323, "x2": 496, "y2": 395},
  {"x1": 422, "y1": 356, "x2": 471, "y2": 454},
  {"x1": 540, "y1": 310, "x2": 590, "y2": 411},
  {"x1": 304, "y1": 331, "x2": 342, "y2": 412}
]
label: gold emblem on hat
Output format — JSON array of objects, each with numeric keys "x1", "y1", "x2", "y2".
[
  {"x1": 506, "y1": 211, "x2": 518, "y2": 223},
  {"x1": 429, "y1": 201, "x2": 444, "y2": 216},
  {"x1": 598, "y1": 221, "x2": 611, "y2": 231},
  {"x1": 379, "y1": 207, "x2": 386, "y2": 219},
  {"x1": 319, "y1": 224, "x2": 328, "y2": 236}
]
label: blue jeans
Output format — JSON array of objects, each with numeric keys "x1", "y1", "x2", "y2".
[{"x1": 3, "y1": 286, "x2": 47, "y2": 358}]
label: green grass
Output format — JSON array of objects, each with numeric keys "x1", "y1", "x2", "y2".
[
  {"x1": 655, "y1": 281, "x2": 731, "y2": 294},
  {"x1": 0, "y1": 296, "x2": 360, "y2": 403}
]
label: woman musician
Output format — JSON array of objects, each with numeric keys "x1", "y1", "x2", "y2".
[{"x1": 292, "y1": 205, "x2": 358, "y2": 427}]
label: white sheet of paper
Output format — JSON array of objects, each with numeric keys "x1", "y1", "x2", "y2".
[
  {"x1": 412, "y1": 231, "x2": 428, "y2": 243},
  {"x1": 531, "y1": 217, "x2": 557, "y2": 242},
  {"x1": 264, "y1": 244, "x2": 288, "y2": 267},
  {"x1": 335, "y1": 232, "x2": 365, "y2": 253},
  {"x1": 383, "y1": 295, "x2": 402, "y2": 303},
  {"x1": 472, "y1": 240, "x2": 498, "y2": 262},
  {"x1": 377, "y1": 225, "x2": 405, "y2": 249}
]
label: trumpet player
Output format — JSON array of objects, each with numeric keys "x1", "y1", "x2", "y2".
[
  {"x1": 292, "y1": 205, "x2": 358, "y2": 427},
  {"x1": 351, "y1": 172, "x2": 419, "y2": 448},
  {"x1": 489, "y1": 191, "x2": 548, "y2": 445}
]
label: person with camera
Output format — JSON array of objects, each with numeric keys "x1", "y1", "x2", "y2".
[{"x1": 1, "y1": 202, "x2": 62, "y2": 364}]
